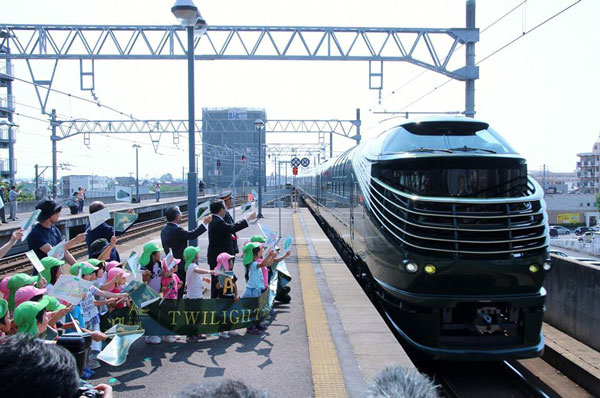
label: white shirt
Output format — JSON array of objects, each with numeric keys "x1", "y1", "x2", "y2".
[{"x1": 185, "y1": 263, "x2": 205, "y2": 299}]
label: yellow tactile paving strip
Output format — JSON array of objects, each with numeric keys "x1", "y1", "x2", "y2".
[{"x1": 293, "y1": 213, "x2": 348, "y2": 398}]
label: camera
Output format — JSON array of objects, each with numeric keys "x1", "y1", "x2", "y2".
[
  {"x1": 57, "y1": 332, "x2": 92, "y2": 375},
  {"x1": 75, "y1": 380, "x2": 103, "y2": 398}
]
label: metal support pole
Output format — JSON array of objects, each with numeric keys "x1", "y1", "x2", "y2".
[
  {"x1": 257, "y1": 125, "x2": 263, "y2": 218},
  {"x1": 330, "y1": 131, "x2": 333, "y2": 158},
  {"x1": 7, "y1": 64, "x2": 15, "y2": 186},
  {"x1": 465, "y1": 0, "x2": 476, "y2": 118},
  {"x1": 232, "y1": 151, "x2": 236, "y2": 220},
  {"x1": 278, "y1": 161, "x2": 281, "y2": 189},
  {"x1": 356, "y1": 108, "x2": 361, "y2": 145},
  {"x1": 186, "y1": 26, "x2": 199, "y2": 244},
  {"x1": 51, "y1": 109, "x2": 57, "y2": 199},
  {"x1": 134, "y1": 145, "x2": 140, "y2": 202},
  {"x1": 34, "y1": 164, "x2": 39, "y2": 196}
]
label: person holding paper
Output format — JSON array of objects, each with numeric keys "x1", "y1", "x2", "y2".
[
  {"x1": 160, "y1": 206, "x2": 211, "y2": 299},
  {"x1": 0, "y1": 228, "x2": 23, "y2": 259},
  {"x1": 207, "y1": 199, "x2": 256, "y2": 298},
  {"x1": 26, "y1": 199, "x2": 85, "y2": 265},
  {"x1": 85, "y1": 201, "x2": 132, "y2": 262}
]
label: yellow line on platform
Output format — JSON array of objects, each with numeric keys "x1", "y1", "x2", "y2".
[{"x1": 293, "y1": 213, "x2": 348, "y2": 398}]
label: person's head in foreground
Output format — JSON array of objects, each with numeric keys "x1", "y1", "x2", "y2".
[
  {"x1": 176, "y1": 379, "x2": 270, "y2": 398},
  {"x1": 367, "y1": 364, "x2": 440, "y2": 398}
]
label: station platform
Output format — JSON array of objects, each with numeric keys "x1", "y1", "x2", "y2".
[{"x1": 87, "y1": 207, "x2": 415, "y2": 397}]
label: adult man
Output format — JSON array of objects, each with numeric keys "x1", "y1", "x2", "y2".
[
  {"x1": 8, "y1": 185, "x2": 19, "y2": 221},
  {"x1": 26, "y1": 198, "x2": 85, "y2": 265},
  {"x1": 160, "y1": 205, "x2": 212, "y2": 298},
  {"x1": 77, "y1": 187, "x2": 86, "y2": 214},
  {"x1": 207, "y1": 199, "x2": 256, "y2": 298},
  {"x1": 219, "y1": 191, "x2": 241, "y2": 258}
]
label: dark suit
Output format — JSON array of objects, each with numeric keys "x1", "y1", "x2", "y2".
[
  {"x1": 207, "y1": 214, "x2": 248, "y2": 298},
  {"x1": 160, "y1": 221, "x2": 207, "y2": 298},
  {"x1": 223, "y1": 211, "x2": 240, "y2": 254}
]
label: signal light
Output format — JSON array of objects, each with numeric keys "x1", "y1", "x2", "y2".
[{"x1": 293, "y1": 166, "x2": 298, "y2": 176}]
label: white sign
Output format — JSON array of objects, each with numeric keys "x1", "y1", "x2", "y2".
[
  {"x1": 88, "y1": 207, "x2": 111, "y2": 230},
  {"x1": 21, "y1": 209, "x2": 42, "y2": 242},
  {"x1": 48, "y1": 240, "x2": 66, "y2": 260},
  {"x1": 49, "y1": 275, "x2": 94, "y2": 305},
  {"x1": 25, "y1": 250, "x2": 45, "y2": 274},
  {"x1": 115, "y1": 186, "x2": 132, "y2": 202}
]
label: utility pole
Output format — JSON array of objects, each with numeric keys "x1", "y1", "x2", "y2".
[
  {"x1": 232, "y1": 151, "x2": 236, "y2": 220},
  {"x1": 542, "y1": 164, "x2": 547, "y2": 193},
  {"x1": 132, "y1": 144, "x2": 141, "y2": 203},
  {"x1": 465, "y1": 0, "x2": 476, "y2": 118},
  {"x1": 34, "y1": 164, "x2": 39, "y2": 195},
  {"x1": 51, "y1": 109, "x2": 58, "y2": 199}
]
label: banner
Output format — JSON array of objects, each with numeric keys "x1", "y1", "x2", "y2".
[
  {"x1": 557, "y1": 213, "x2": 580, "y2": 224},
  {"x1": 97, "y1": 325, "x2": 145, "y2": 366},
  {"x1": 100, "y1": 291, "x2": 269, "y2": 335},
  {"x1": 122, "y1": 281, "x2": 160, "y2": 308},
  {"x1": 195, "y1": 200, "x2": 211, "y2": 222},
  {"x1": 115, "y1": 186, "x2": 132, "y2": 202},
  {"x1": 114, "y1": 212, "x2": 138, "y2": 232}
]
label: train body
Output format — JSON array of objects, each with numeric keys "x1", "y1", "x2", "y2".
[{"x1": 297, "y1": 117, "x2": 550, "y2": 360}]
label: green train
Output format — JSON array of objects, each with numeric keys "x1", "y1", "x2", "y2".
[{"x1": 297, "y1": 117, "x2": 550, "y2": 360}]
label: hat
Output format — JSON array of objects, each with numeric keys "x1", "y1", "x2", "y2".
[
  {"x1": 242, "y1": 242, "x2": 262, "y2": 266},
  {"x1": 40, "y1": 257, "x2": 65, "y2": 283},
  {"x1": 0, "y1": 276, "x2": 9, "y2": 300},
  {"x1": 105, "y1": 260, "x2": 122, "y2": 273},
  {"x1": 87, "y1": 258, "x2": 105, "y2": 268},
  {"x1": 36, "y1": 199, "x2": 63, "y2": 222},
  {"x1": 216, "y1": 252, "x2": 234, "y2": 271},
  {"x1": 183, "y1": 246, "x2": 201, "y2": 272},
  {"x1": 7, "y1": 273, "x2": 40, "y2": 311},
  {"x1": 250, "y1": 235, "x2": 267, "y2": 243},
  {"x1": 161, "y1": 257, "x2": 181, "y2": 272},
  {"x1": 13, "y1": 296, "x2": 50, "y2": 335},
  {"x1": 0, "y1": 298, "x2": 8, "y2": 320},
  {"x1": 15, "y1": 285, "x2": 47, "y2": 308},
  {"x1": 139, "y1": 242, "x2": 163, "y2": 267},
  {"x1": 89, "y1": 238, "x2": 110, "y2": 259},
  {"x1": 69, "y1": 262, "x2": 99, "y2": 277},
  {"x1": 107, "y1": 267, "x2": 129, "y2": 282},
  {"x1": 218, "y1": 190, "x2": 232, "y2": 200},
  {"x1": 45, "y1": 295, "x2": 66, "y2": 312}
]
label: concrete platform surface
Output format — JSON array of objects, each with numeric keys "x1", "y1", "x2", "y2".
[{"x1": 85, "y1": 208, "x2": 413, "y2": 397}]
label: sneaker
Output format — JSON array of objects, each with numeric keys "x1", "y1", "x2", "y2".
[
  {"x1": 246, "y1": 327, "x2": 261, "y2": 335},
  {"x1": 198, "y1": 334, "x2": 207, "y2": 339},
  {"x1": 145, "y1": 336, "x2": 162, "y2": 345},
  {"x1": 282, "y1": 286, "x2": 291, "y2": 294},
  {"x1": 186, "y1": 335, "x2": 199, "y2": 343},
  {"x1": 163, "y1": 335, "x2": 177, "y2": 343},
  {"x1": 227, "y1": 330, "x2": 239, "y2": 336},
  {"x1": 81, "y1": 366, "x2": 95, "y2": 379},
  {"x1": 87, "y1": 358, "x2": 101, "y2": 369},
  {"x1": 218, "y1": 331, "x2": 230, "y2": 339}
]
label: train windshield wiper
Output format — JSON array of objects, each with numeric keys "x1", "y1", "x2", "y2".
[
  {"x1": 448, "y1": 146, "x2": 497, "y2": 154},
  {"x1": 405, "y1": 147, "x2": 453, "y2": 153}
]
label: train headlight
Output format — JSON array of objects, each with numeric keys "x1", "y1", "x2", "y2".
[
  {"x1": 404, "y1": 261, "x2": 419, "y2": 273},
  {"x1": 543, "y1": 261, "x2": 552, "y2": 271},
  {"x1": 424, "y1": 264, "x2": 436, "y2": 275},
  {"x1": 529, "y1": 264, "x2": 539, "y2": 273}
]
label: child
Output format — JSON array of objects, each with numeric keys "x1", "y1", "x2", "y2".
[
  {"x1": 214, "y1": 252, "x2": 240, "y2": 339},
  {"x1": 40, "y1": 257, "x2": 64, "y2": 291},
  {"x1": 107, "y1": 267, "x2": 131, "y2": 310},
  {"x1": 6, "y1": 273, "x2": 42, "y2": 312},
  {"x1": 242, "y1": 242, "x2": 277, "y2": 335},
  {"x1": 71, "y1": 262, "x2": 128, "y2": 369},
  {"x1": 139, "y1": 242, "x2": 164, "y2": 345},
  {"x1": 160, "y1": 257, "x2": 182, "y2": 343},
  {"x1": 0, "y1": 298, "x2": 10, "y2": 337},
  {"x1": 13, "y1": 296, "x2": 51, "y2": 336},
  {"x1": 183, "y1": 246, "x2": 215, "y2": 342}
]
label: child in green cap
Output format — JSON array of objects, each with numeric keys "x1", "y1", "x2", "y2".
[
  {"x1": 40, "y1": 256, "x2": 65, "y2": 290},
  {"x1": 0, "y1": 298, "x2": 10, "y2": 337},
  {"x1": 13, "y1": 296, "x2": 51, "y2": 336},
  {"x1": 139, "y1": 241, "x2": 164, "y2": 345},
  {"x1": 183, "y1": 246, "x2": 216, "y2": 342},
  {"x1": 242, "y1": 242, "x2": 277, "y2": 335},
  {"x1": 6, "y1": 273, "x2": 42, "y2": 312}
]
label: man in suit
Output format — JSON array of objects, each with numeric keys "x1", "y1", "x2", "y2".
[
  {"x1": 218, "y1": 191, "x2": 241, "y2": 258},
  {"x1": 161, "y1": 205, "x2": 212, "y2": 298},
  {"x1": 207, "y1": 199, "x2": 256, "y2": 298}
]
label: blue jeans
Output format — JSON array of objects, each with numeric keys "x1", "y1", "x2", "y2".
[
  {"x1": 78, "y1": 199, "x2": 84, "y2": 213},
  {"x1": 155, "y1": 191, "x2": 160, "y2": 202}
]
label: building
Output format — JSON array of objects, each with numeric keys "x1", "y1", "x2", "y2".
[
  {"x1": 576, "y1": 140, "x2": 600, "y2": 194},
  {"x1": 202, "y1": 107, "x2": 266, "y2": 191},
  {"x1": 529, "y1": 170, "x2": 578, "y2": 193},
  {"x1": 61, "y1": 175, "x2": 111, "y2": 197},
  {"x1": 545, "y1": 193, "x2": 599, "y2": 226},
  {"x1": 0, "y1": 30, "x2": 16, "y2": 183}
]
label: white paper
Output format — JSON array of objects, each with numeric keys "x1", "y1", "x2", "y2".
[
  {"x1": 48, "y1": 240, "x2": 66, "y2": 261},
  {"x1": 0, "y1": 194, "x2": 4, "y2": 209},
  {"x1": 281, "y1": 236, "x2": 293, "y2": 254},
  {"x1": 49, "y1": 275, "x2": 94, "y2": 305},
  {"x1": 89, "y1": 207, "x2": 111, "y2": 230},
  {"x1": 115, "y1": 186, "x2": 132, "y2": 202},
  {"x1": 25, "y1": 250, "x2": 45, "y2": 274},
  {"x1": 21, "y1": 209, "x2": 42, "y2": 242},
  {"x1": 163, "y1": 249, "x2": 177, "y2": 271}
]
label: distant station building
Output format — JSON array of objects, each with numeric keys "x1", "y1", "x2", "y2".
[
  {"x1": 576, "y1": 139, "x2": 600, "y2": 194},
  {"x1": 61, "y1": 175, "x2": 112, "y2": 197},
  {"x1": 202, "y1": 107, "x2": 266, "y2": 192},
  {"x1": 529, "y1": 170, "x2": 577, "y2": 194},
  {"x1": 0, "y1": 30, "x2": 17, "y2": 183}
]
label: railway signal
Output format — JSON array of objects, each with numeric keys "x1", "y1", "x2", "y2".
[
  {"x1": 301, "y1": 157, "x2": 310, "y2": 167},
  {"x1": 291, "y1": 157, "x2": 301, "y2": 167},
  {"x1": 293, "y1": 166, "x2": 298, "y2": 176}
]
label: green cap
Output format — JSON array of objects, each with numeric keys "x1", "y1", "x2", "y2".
[
  {"x1": 7, "y1": 273, "x2": 40, "y2": 312},
  {"x1": 242, "y1": 242, "x2": 262, "y2": 266},
  {"x1": 250, "y1": 235, "x2": 267, "y2": 243},
  {"x1": 69, "y1": 262, "x2": 99, "y2": 277},
  {"x1": 40, "y1": 257, "x2": 65, "y2": 283},
  {"x1": 87, "y1": 259, "x2": 104, "y2": 268},
  {"x1": 45, "y1": 295, "x2": 66, "y2": 312},
  {"x1": 184, "y1": 246, "x2": 201, "y2": 272},
  {"x1": 14, "y1": 296, "x2": 50, "y2": 335},
  {"x1": 139, "y1": 242, "x2": 163, "y2": 267},
  {"x1": 0, "y1": 298, "x2": 7, "y2": 319}
]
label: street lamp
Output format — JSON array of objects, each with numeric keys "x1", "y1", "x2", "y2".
[
  {"x1": 172, "y1": 0, "x2": 208, "y2": 245},
  {"x1": 132, "y1": 144, "x2": 141, "y2": 203},
  {"x1": 254, "y1": 119, "x2": 264, "y2": 218}
]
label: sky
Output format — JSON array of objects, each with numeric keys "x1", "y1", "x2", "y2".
[{"x1": 2, "y1": 0, "x2": 598, "y2": 182}]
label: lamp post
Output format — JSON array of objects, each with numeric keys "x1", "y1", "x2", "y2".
[
  {"x1": 172, "y1": 0, "x2": 208, "y2": 245},
  {"x1": 132, "y1": 144, "x2": 141, "y2": 203},
  {"x1": 254, "y1": 119, "x2": 264, "y2": 218}
]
